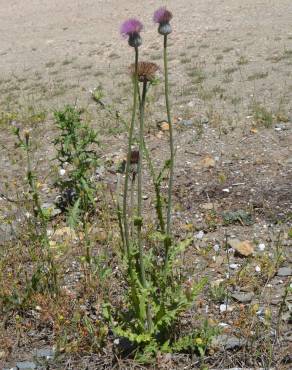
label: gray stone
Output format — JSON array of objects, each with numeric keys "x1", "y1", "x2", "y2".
[
  {"x1": 212, "y1": 334, "x2": 246, "y2": 350},
  {"x1": 200, "y1": 116, "x2": 209, "y2": 124},
  {"x1": 41, "y1": 202, "x2": 61, "y2": 217},
  {"x1": 179, "y1": 119, "x2": 194, "y2": 127},
  {"x1": 277, "y1": 267, "x2": 292, "y2": 277},
  {"x1": 15, "y1": 362, "x2": 36, "y2": 370},
  {"x1": 0, "y1": 223, "x2": 16, "y2": 243},
  {"x1": 231, "y1": 291, "x2": 254, "y2": 303},
  {"x1": 35, "y1": 346, "x2": 54, "y2": 359},
  {"x1": 275, "y1": 123, "x2": 289, "y2": 130}
]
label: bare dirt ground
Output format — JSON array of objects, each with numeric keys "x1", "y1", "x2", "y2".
[{"x1": 0, "y1": 0, "x2": 292, "y2": 369}]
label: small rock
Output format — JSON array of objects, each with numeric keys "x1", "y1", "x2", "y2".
[
  {"x1": 201, "y1": 155, "x2": 215, "y2": 168},
  {"x1": 35, "y1": 347, "x2": 54, "y2": 359},
  {"x1": 213, "y1": 244, "x2": 220, "y2": 252},
  {"x1": 211, "y1": 334, "x2": 245, "y2": 350},
  {"x1": 15, "y1": 362, "x2": 36, "y2": 370},
  {"x1": 0, "y1": 223, "x2": 16, "y2": 243},
  {"x1": 230, "y1": 263, "x2": 240, "y2": 270},
  {"x1": 179, "y1": 119, "x2": 193, "y2": 127},
  {"x1": 201, "y1": 202, "x2": 215, "y2": 210},
  {"x1": 258, "y1": 243, "x2": 266, "y2": 251},
  {"x1": 157, "y1": 121, "x2": 169, "y2": 131},
  {"x1": 277, "y1": 267, "x2": 292, "y2": 277},
  {"x1": 219, "y1": 303, "x2": 234, "y2": 313},
  {"x1": 228, "y1": 239, "x2": 254, "y2": 257},
  {"x1": 255, "y1": 265, "x2": 261, "y2": 273},
  {"x1": 200, "y1": 116, "x2": 209, "y2": 124},
  {"x1": 41, "y1": 202, "x2": 61, "y2": 217},
  {"x1": 275, "y1": 123, "x2": 288, "y2": 130},
  {"x1": 231, "y1": 292, "x2": 254, "y2": 303},
  {"x1": 195, "y1": 230, "x2": 204, "y2": 239}
]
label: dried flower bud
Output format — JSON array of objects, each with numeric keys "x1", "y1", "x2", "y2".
[
  {"x1": 130, "y1": 149, "x2": 139, "y2": 164},
  {"x1": 129, "y1": 61, "x2": 159, "y2": 83},
  {"x1": 24, "y1": 129, "x2": 30, "y2": 145}
]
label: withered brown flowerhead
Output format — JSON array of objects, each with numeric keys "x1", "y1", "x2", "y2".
[{"x1": 129, "y1": 61, "x2": 159, "y2": 83}]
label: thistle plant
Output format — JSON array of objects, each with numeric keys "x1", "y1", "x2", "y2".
[
  {"x1": 105, "y1": 13, "x2": 208, "y2": 360},
  {"x1": 154, "y1": 7, "x2": 174, "y2": 269}
]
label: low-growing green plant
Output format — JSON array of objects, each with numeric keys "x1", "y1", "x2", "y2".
[
  {"x1": 12, "y1": 128, "x2": 59, "y2": 295},
  {"x1": 251, "y1": 102, "x2": 273, "y2": 127},
  {"x1": 53, "y1": 105, "x2": 99, "y2": 220}
]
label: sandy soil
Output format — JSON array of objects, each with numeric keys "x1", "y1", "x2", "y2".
[{"x1": 0, "y1": 1, "x2": 292, "y2": 369}]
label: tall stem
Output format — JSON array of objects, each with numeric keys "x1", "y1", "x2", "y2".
[
  {"x1": 137, "y1": 80, "x2": 153, "y2": 331},
  {"x1": 137, "y1": 80, "x2": 147, "y2": 287},
  {"x1": 122, "y1": 47, "x2": 139, "y2": 263},
  {"x1": 163, "y1": 34, "x2": 174, "y2": 267}
]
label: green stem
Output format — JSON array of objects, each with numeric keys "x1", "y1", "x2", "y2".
[
  {"x1": 122, "y1": 47, "x2": 139, "y2": 264},
  {"x1": 137, "y1": 80, "x2": 147, "y2": 287},
  {"x1": 137, "y1": 80, "x2": 153, "y2": 332},
  {"x1": 163, "y1": 34, "x2": 174, "y2": 268},
  {"x1": 143, "y1": 140, "x2": 165, "y2": 233},
  {"x1": 25, "y1": 135, "x2": 58, "y2": 294}
]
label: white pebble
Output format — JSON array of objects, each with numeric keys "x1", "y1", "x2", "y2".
[
  {"x1": 220, "y1": 303, "x2": 233, "y2": 313},
  {"x1": 255, "y1": 265, "x2": 261, "y2": 272},
  {"x1": 218, "y1": 322, "x2": 229, "y2": 327},
  {"x1": 59, "y1": 168, "x2": 66, "y2": 176},
  {"x1": 213, "y1": 244, "x2": 220, "y2": 252},
  {"x1": 258, "y1": 243, "x2": 266, "y2": 251},
  {"x1": 230, "y1": 263, "x2": 240, "y2": 270},
  {"x1": 195, "y1": 230, "x2": 204, "y2": 239}
]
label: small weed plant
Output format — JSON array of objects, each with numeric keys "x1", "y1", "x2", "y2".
[{"x1": 53, "y1": 105, "x2": 99, "y2": 220}]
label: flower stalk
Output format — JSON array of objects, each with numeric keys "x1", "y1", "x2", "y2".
[{"x1": 122, "y1": 46, "x2": 139, "y2": 265}]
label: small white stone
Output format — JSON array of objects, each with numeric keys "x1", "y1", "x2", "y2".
[
  {"x1": 230, "y1": 263, "x2": 240, "y2": 270},
  {"x1": 255, "y1": 265, "x2": 261, "y2": 272},
  {"x1": 220, "y1": 303, "x2": 233, "y2": 313},
  {"x1": 196, "y1": 230, "x2": 204, "y2": 240},
  {"x1": 218, "y1": 322, "x2": 229, "y2": 327},
  {"x1": 222, "y1": 188, "x2": 230, "y2": 193},
  {"x1": 213, "y1": 244, "x2": 220, "y2": 252},
  {"x1": 59, "y1": 168, "x2": 66, "y2": 176},
  {"x1": 258, "y1": 243, "x2": 266, "y2": 251}
]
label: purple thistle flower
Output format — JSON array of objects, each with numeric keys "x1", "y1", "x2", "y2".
[
  {"x1": 153, "y1": 7, "x2": 173, "y2": 25},
  {"x1": 120, "y1": 18, "x2": 143, "y2": 37},
  {"x1": 120, "y1": 19, "x2": 143, "y2": 47}
]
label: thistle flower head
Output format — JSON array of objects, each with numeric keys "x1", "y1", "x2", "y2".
[
  {"x1": 153, "y1": 7, "x2": 173, "y2": 24},
  {"x1": 129, "y1": 61, "x2": 159, "y2": 83},
  {"x1": 153, "y1": 7, "x2": 173, "y2": 35},
  {"x1": 120, "y1": 18, "x2": 143, "y2": 47}
]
